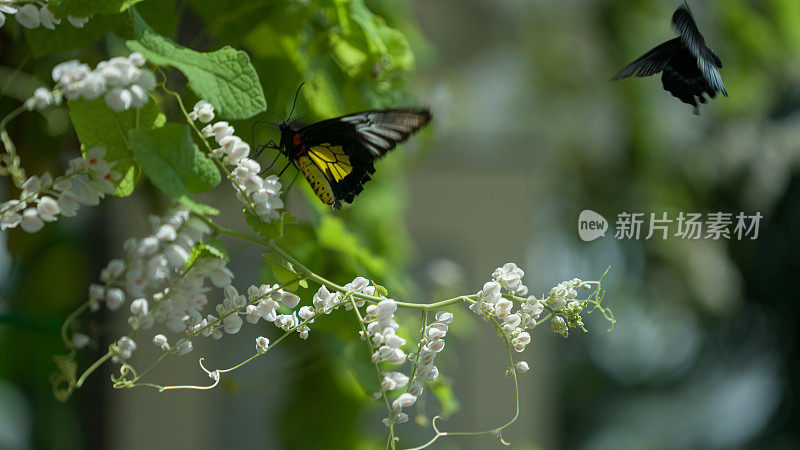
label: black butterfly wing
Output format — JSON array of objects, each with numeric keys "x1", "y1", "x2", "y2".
[
  {"x1": 672, "y1": 3, "x2": 728, "y2": 97},
  {"x1": 612, "y1": 38, "x2": 682, "y2": 80},
  {"x1": 298, "y1": 108, "x2": 431, "y2": 207}
]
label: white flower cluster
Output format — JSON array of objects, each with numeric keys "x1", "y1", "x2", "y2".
[
  {"x1": 492, "y1": 262, "x2": 528, "y2": 296},
  {"x1": 85, "y1": 207, "x2": 234, "y2": 360},
  {"x1": 189, "y1": 283, "x2": 300, "y2": 342},
  {"x1": 366, "y1": 299, "x2": 407, "y2": 366},
  {"x1": 197, "y1": 104, "x2": 284, "y2": 223},
  {"x1": 410, "y1": 311, "x2": 453, "y2": 385},
  {"x1": 0, "y1": 2, "x2": 88, "y2": 30},
  {"x1": 1, "y1": 147, "x2": 119, "y2": 233},
  {"x1": 470, "y1": 263, "x2": 548, "y2": 372},
  {"x1": 542, "y1": 278, "x2": 591, "y2": 338},
  {"x1": 113, "y1": 336, "x2": 137, "y2": 362},
  {"x1": 28, "y1": 53, "x2": 155, "y2": 112}
]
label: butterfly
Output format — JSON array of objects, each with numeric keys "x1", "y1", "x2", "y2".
[
  {"x1": 612, "y1": 2, "x2": 728, "y2": 114},
  {"x1": 263, "y1": 87, "x2": 431, "y2": 210}
]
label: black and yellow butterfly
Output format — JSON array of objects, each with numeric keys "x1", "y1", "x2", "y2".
[{"x1": 264, "y1": 96, "x2": 431, "y2": 209}]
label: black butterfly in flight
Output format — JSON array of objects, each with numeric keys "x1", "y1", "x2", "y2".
[
  {"x1": 612, "y1": 2, "x2": 728, "y2": 114},
  {"x1": 263, "y1": 87, "x2": 431, "y2": 210}
]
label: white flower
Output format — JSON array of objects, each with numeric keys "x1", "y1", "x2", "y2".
[
  {"x1": 67, "y1": 16, "x2": 89, "y2": 28},
  {"x1": 129, "y1": 84, "x2": 148, "y2": 108},
  {"x1": 76, "y1": 182, "x2": 101, "y2": 206},
  {"x1": 105, "y1": 87, "x2": 132, "y2": 111},
  {"x1": 177, "y1": 340, "x2": 193, "y2": 355},
  {"x1": 551, "y1": 316, "x2": 568, "y2": 338},
  {"x1": 511, "y1": 331, "x2": 531, "y2": 352},
  {"x1": 1, "y1": 211, "x2": 21, "y2": 230},
  {"x1": 493, "y1": 262, "x2": 525, "y2": 291},
  {"x1": 38, "y1": 6, "x2": 60, "y2": 30},
  {"x1": 190, "y1": 100, "x2": 215, "y2": 123},
  {"x1": 164, "y1": 244, "x2": 190, "y2": 267},
  {"x1": 153, "y1": 334, "x2": 170, "y2": 351},
  {"x1": 105, "y1": 288, "x2": 125, "y2": 311},
  {"x1": 21, "y1": 175, "x2": 42, "y2": 197},
  {"x1": 20, "y1": 208, "x2": 43, "y2": 233},
  {"x1": 129, "y1": 52, "x2": 146, "y2": 67},
  {"x1": 72, "y1": 333, "x2": 90, "y2": 349},
  {"x1": 15, "y1": 4, "x2": 40, "y2": 28},
  {"x1": 115, "y1": 336, "x2": 137, "y2": 361},
  {"x1": 395, "y1": 413, "x2": 409, "y2": 424},
  {"x1": 80, "y1": 72, "x2": 106, "y2": 100},
  {"x1": 135, "y1": 70, "x2": 156, "y2": 91},
  {"x1": 56, "y1": 191, "x2": 79, "y2": 217},
  {"x1": 280, "y1": 292, "x2": 300, "y2": 309},
  {"x1": 256, "y1": 336, "x2": 269, "y2": 354},
  {"x1": 0, "y1": 1, "x2": 18, "y2": 15},
  {"x1": 130, "y1": 298, "x2": 149, "y2": 316},
  {"x1": 515, "y1": 361, "x2": 530, "y2": 373},
  {"x1": 222, "y1": 313, "x2": 243, "y2": 334},
  {"x1": 27, "y1": 87, "x2": 53, "y2": 111},
  {"x1": 35, "y1": 196, "x2": 59, "y2": 222},
  {"x1": 391, "y1": 393, "x2": 417, "y2": 411},
  {"x1": 435, "y1": 311, "x2": 454, "y2": 323}
]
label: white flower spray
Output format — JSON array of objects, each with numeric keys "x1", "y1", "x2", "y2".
[
  {"x1": 1, "y1": 147, "x2": 119, "y2": 233},
  {"x1": 26, "y1": 53, "x2": 156, "y2": 113}
]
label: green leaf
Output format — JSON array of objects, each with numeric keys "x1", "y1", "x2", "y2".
[
  {"x1": 24, "y1": 15, "x2": 124, "y2": 57},
  {"x1": 372, "y1": 282, "x2": 388, "y2": 298},
  {"x1": 177, "y1": 196, "x2": 219, "y2": 217},
  {"x1": 188, "y1": 239, "x2": 229, "y2": 266},
  {"x1": 128, "y1": 123, "x2": 220, "y2": 199},
  {"x1": 48, "y1": 0, "x2": 145, "y2": 18},
  {"x1": 244, "y1": 210, "x2": 295, "y2": 240},
  {"x1": 263, "y1": 253, "x2": 306, "y2": 291},
  {"x1": 316, "y1": 215, "x2": 387, "y2": 276},
  {"x1": 126, "y1": 10, "x2": 266, "y2": 119},
  {"x1": 67, "y1": 96, "x2": 166, "y2": 197}
]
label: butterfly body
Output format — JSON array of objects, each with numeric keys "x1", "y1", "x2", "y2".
[
  {"x1": 612, "y1": 3, "x2": 727, "y2": 114},
  {"x1": 275, "y1": 108, "x2": 431, "y2": 209}
]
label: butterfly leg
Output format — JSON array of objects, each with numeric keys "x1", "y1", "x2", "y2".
[
  {"x1": 283, "y1": 171, "x2": 300, "y2": 197},
  {"x1": 259, "y1": 153, "x2": 283, "y2": 176}
]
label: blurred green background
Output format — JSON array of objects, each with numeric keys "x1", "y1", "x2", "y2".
[{"x1": 2, "y1": 0, "x2": 800, "y2": 448}]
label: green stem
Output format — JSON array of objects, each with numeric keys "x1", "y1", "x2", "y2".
[{"x1": 76, "y1": 350, "x2": 112, "y2": 388}]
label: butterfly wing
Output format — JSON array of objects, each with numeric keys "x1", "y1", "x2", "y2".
[
  {"x1": 298, "y1": 108, "x2": 431, "y2": 208},
  {"x1": 671, "y1": 3, "x2": 728, "y2": 97},
  {"x1": 612, "y1": 38, "x2": 682, "y2": 80}
]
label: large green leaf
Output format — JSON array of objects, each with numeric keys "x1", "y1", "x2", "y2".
[
  {"x1": 48, "y1": 0, "x2": 145, "y2": 18},
  {"x1": 126, "y1": 10, "x2": 266, "y2": 119},
  {"x1": 67, "y1": 96, "x2": 166, "y2": 196},
  {"x1": 128, "y1": 123, "x2": 220, "y2": 198}
]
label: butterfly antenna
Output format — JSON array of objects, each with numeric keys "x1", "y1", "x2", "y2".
[
  {"x1": 265, "y1": 105, "x2": 283, "y2": 122},
  {"x1": 287, "y1": 82, "x2": 305, "y2": 121}
]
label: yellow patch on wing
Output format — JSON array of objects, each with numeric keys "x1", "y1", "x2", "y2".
[{"x1": 308, "y1": 143, "x2": 352, "y2": 182}]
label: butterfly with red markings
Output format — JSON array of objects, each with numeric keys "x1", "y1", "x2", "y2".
[
  {"x1": 262, "y1": 89, "x2": 431, "y2": 210},
  {"x1": 612, "y1": 2, "x2": 728, "y2": 114}
]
